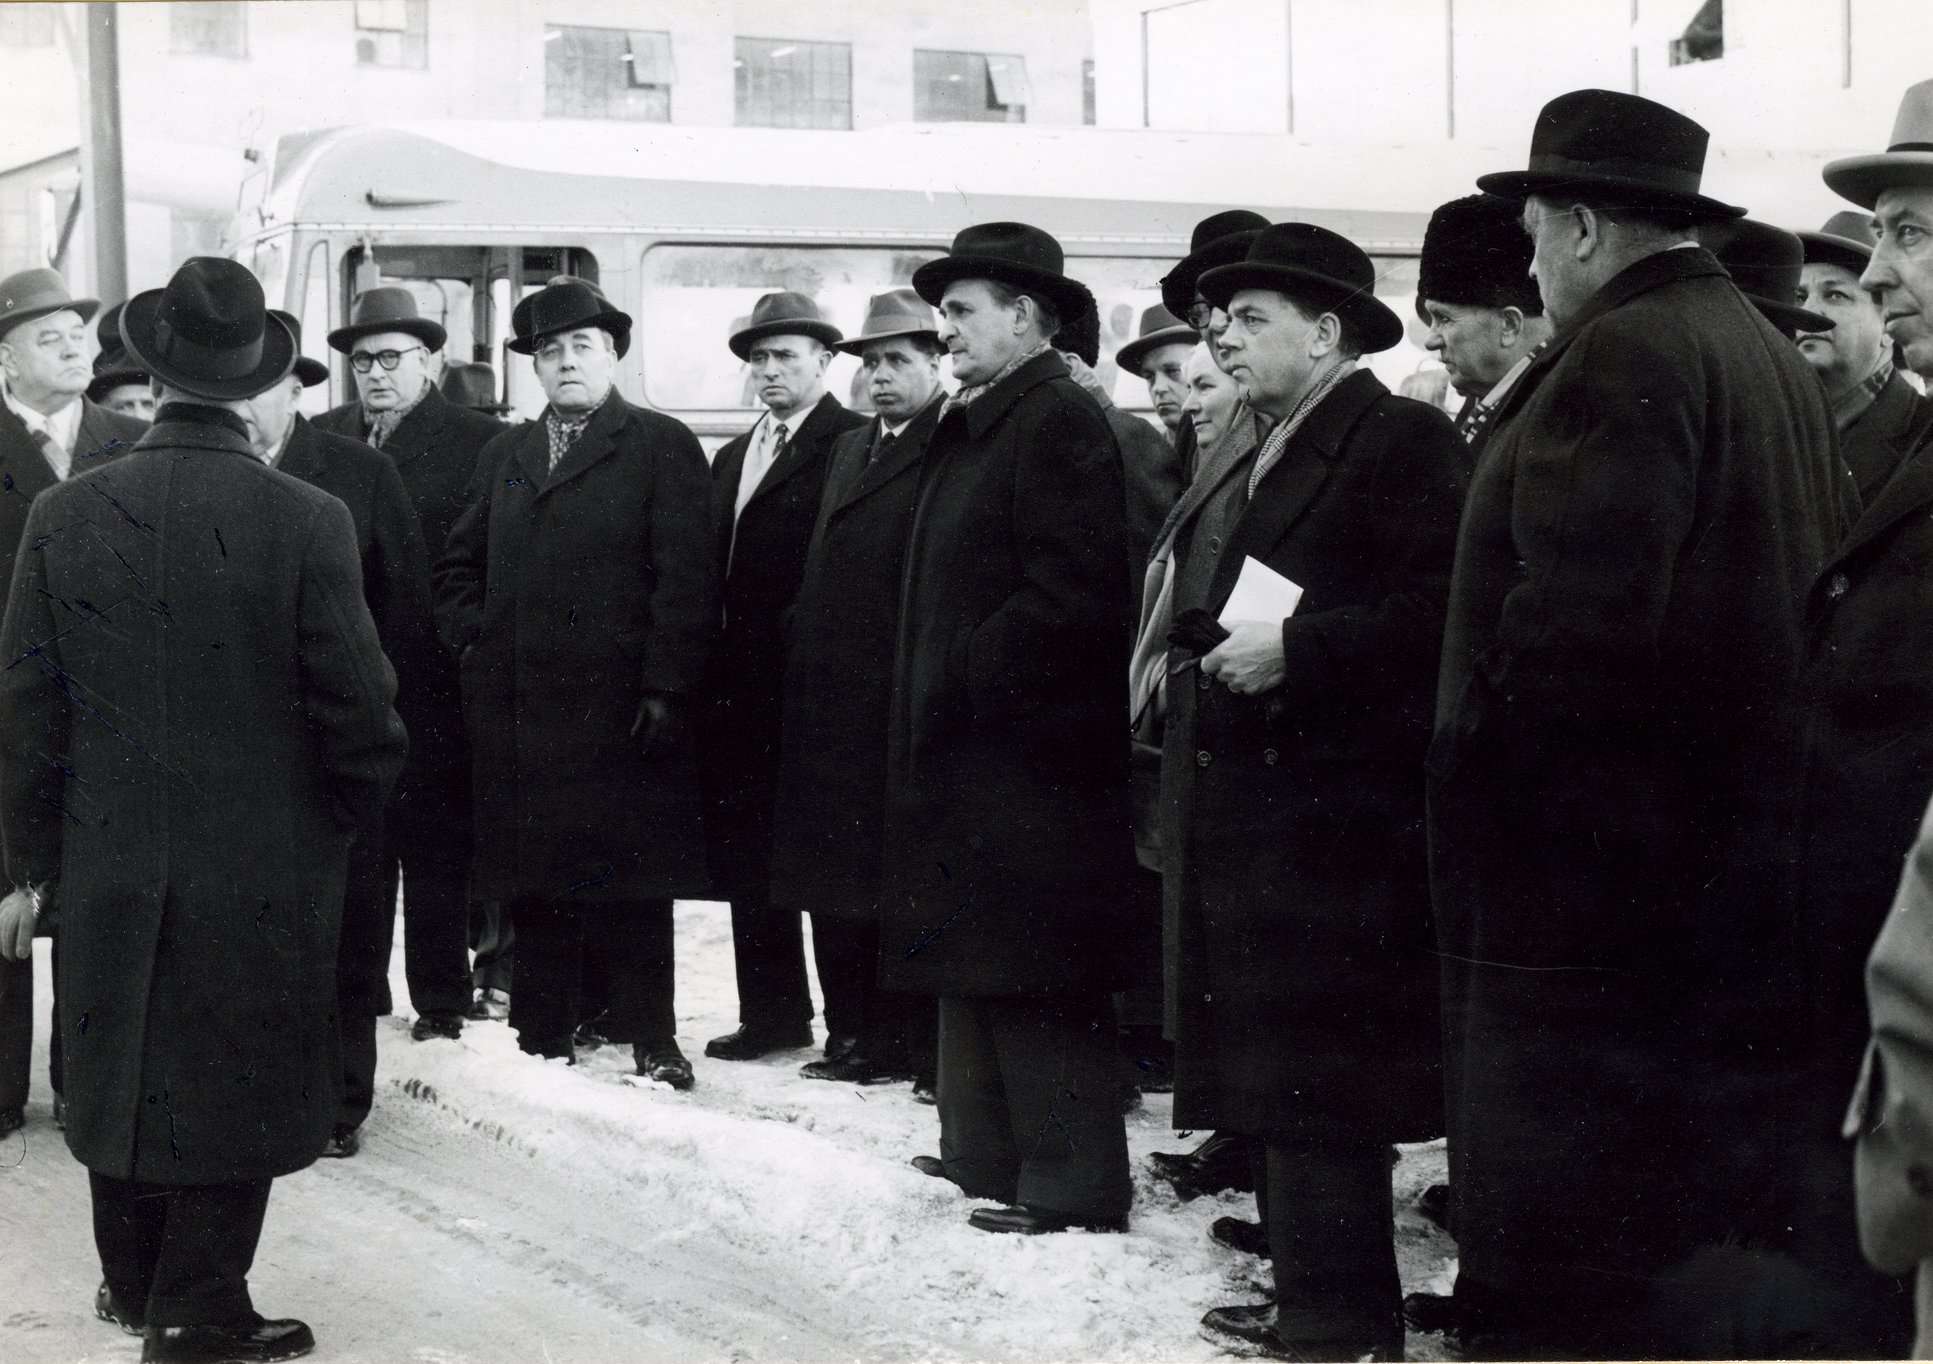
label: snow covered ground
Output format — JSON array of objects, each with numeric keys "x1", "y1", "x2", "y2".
[{"x1": 0, "y1": 901, "x2": 1455, "y2": 1363}]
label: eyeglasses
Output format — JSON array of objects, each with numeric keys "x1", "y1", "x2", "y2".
[
  {"x1": 1185, "y1": 301, "x2": 1217, "y2": 329},
  {"x1": 349, "y1": 346, "x2": 426, "y2": 373}
]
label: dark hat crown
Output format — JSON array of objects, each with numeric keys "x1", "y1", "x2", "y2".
[
  {"x1": 511, "y1": 275, "x2": 632, "y2": 357},
  {"x1": 156, "y1": 257, "x2": 266, "y2": 357},
  {"x1": 746, "y1": 290, "x2": 832, "y2": 331},
  {"x1": 440, "y1": 361, "x2": 502, "y2": 410},
  {"x1": 943, "y1": 222, "x2": 1065, "y2": 282},
  {"x1": 1525, "y1": 88, "x2": 1711, "y2": 199},
  {"x1": 1418, "y1": 194, "x2": 1541, "y2": 317},
  {"x1": 1189, "y1": 210, "x2": 1271, "y2": 254},
  {"x1": 119, "y1": 255, "x2": 295, "y2": 399},
  {"x1": 1245, "y1": 223, "x2": 1376, "y2": 296},
  {"x1": 1703, "y1": 217, "x2": 1804, "y2": 299},
  {"x1": 96, "y1": 301, "x2": 125, "y2": 353}
]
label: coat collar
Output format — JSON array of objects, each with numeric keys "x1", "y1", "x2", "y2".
[
  {"x1": 536, "y1": 387, "x2": 630, "y2": 492},
  {"x1": 379, "y1": 384, "x2": 451, "y2": 466},
  {"x1": 274, "y1": 414, "x2": 324, "y2": 479},
  {"x1": 135, "y1": 404, "x2": 257, "y2": 460},
  {"x1": 1213, "y1": 369, "x2": 1387, "y2": 602},
  {"x1": 740, "y1": 391, "x2": 850, "y2": 512},
  {"x1": 827, "y1": 391, "x2": 941, "y2": 518},
  {"x1": 1831, "y1": 415, "x2": 1933, "y2": 569},
  {"x1": 951, "y1": 350, "x2": 1072, "y2": 441}
]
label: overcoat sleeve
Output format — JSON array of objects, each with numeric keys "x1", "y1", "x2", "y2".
[
  {"x1": 0, "y1": 495, "x2": 71, "y2": 888},
  {"x1": 640, "y1": 417, "x2": 718, "y2": 698},
  {"x1": 363, "y1": 454, "x2": 447, "y2": 738},
  {"x1": 430, "y1": 433, "x2": 508, "y2": 654}
]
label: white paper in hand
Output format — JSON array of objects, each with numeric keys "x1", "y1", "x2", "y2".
[{"x1": 1218, "y1": 556, "x2": 1303, "y2": 628}]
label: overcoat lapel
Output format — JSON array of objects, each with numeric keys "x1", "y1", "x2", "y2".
[
  {"x1": 827, "y1": 396, "x2": 940, "y2": 519},
  {"x1": 1831, "y1": 433, "x2": 1933, "y2": 569},
  {"x1": 743, "y1": 392, "x2": 845, "y2": 513},
  {"x1": 381, "y1": 386, "x2": 449, "y2": 471},
  {"x1": 540, "y1": 391, "x2": 628, "y2": 492}
]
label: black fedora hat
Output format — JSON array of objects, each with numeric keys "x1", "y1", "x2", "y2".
[
  {"x1": 327, "y1": 285, "x2": 447, "y2": 354},
  {"x1": 1702, "y1": 218, "x2": 1833, "y2": 337},
  {"x1": 0, "y1": 267, "x2": 98, "y2": 345},
  {"x1": 1160, "y1": 210, "x2": 1270, "y2": 319},
  {"x1": 1824, "y1": 78, "x2": 1933, "y2": 210},
  {"x1": 87, "y1": 302, "x2": 148, "y2": 400},
  {"x1": 120, "y1": 257, "x2": 296, "y2": 402},
  {"x1": 729, "y1": 291, "x2": 843, "y2": 361},
  {"x1": 268, "y1": 311, "x2": 331, "y2": 388},
  {"x1": 1477, "y1": 88, "x2": 1745, "y2": 220},
  {"x1": 911, "y1": 222, "x2": 1092, "y2": 322},
  {"x1": 834, "y1": 288, "x2": 938, "y2": 354},
  {"x1": 1416, "y1": 193, "x2": 1543, "y2": 320},
  {"x1": 440, "y1": 361, "x2": 512, "y2": 414},
  {"x1": 1197, "y1": 222, "x2": 1405, "y2": 355},
  {"x1": 508, "y1": 276, "x2": 631, "y2": 358},
  {"x1": 1796, "y1": 210, "x2": 1877, "y2": 274},
  {"x1": 1116, "y1": 304, "x2": 1199, "y2": 376}
]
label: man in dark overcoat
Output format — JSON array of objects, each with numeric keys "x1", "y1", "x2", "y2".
[
  {"x1": 769, "y1": 289, "x2": 944, "y2": 1089},
  {"x1": 315, "y1": 287, "x2": 504, "y2": 1028},
  {"x1": 434, "y1": 277, "x2": 714, "y2": 1088},
  {"x1": 0, "y1": 257, "x2": 405, "y2": 1360},
  {"x1": 239, "y1": 315, "x2": 458, "y2": 1158},
  {"x1": 1429, "y1": 90, "x2": 1852, "y2": 1358},
  {"x1": 883, "y1": 222, "x2": 1135, "y2": 1235},
  {"x1": 0, "y1": 267, "x2": 146, "y2": 1140},
  {"x1": 702, "y1": 291, "x2": 865, "y2": 1063},
  {"x1": 1164, "y1": 224, "x2": 1466, "y2": 1362}
]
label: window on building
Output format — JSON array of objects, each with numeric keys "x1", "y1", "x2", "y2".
[
  {"x1": 170, "y1": 2, "x2": 246, "y2": 58},
  {"x1": 1669, "y1": 0, "x2": 1723, "y2": 65},
  {"x1": 914, "y1": 50, "x2": 1029, "y2": 124},
  {"x1": 546, "y1": 25, "x2": 674, "y2": 122},
  {"x1": 1083, "y1": 59, "x2": 1096, "y2": 125},
  {"x1": 355, "y1": 0, "x2": 427, "y2": 69},
  {"x1": 0, "y1": 6, "x2": 56, "y2": 46},
  {"x1": 734, "y1": 37, "x2": 851, "y2": 130}
]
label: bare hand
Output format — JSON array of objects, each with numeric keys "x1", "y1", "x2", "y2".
[
  {"x1": 630, "y1": 694, "x2": 683, "y2": 759},
  {"x1": 1201, "y1": 620, "x2": 1287, "y2": 696},
  {"x1": 0, "y1": 888, "x2": 37, "y2": 962}
]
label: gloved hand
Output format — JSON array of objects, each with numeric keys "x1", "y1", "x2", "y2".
[
  {"x1": 630, "y1": 693, "x2": 684, "y2": 760},
  {"x1": 1167, "y1": 607, "x2": 1232, "y2": 658}
]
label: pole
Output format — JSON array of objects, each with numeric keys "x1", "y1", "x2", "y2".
[{"x1": 78, "y1": 1, "x2": 126, "y2": 303}]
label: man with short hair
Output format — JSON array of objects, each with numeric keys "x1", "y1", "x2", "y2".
[
  {"x1": 770, "y1": 290, "x2": 945, "y2": 1091},
  {"x1": 1115, "y1": 304, "x2": 1198, "y2": 440},
  {"x1": 1416, "y1": 193, "x2": 1553, "y2": 451},
  {"x1": 886, "y1": 222, "x2": 1136, "y2": 1236},
  {"x1": 435, "y1": 277, "x2": 714, "y2": 1089},
  {"x1": 0, "y1": 268, "x2": 145, "y2": 1141},
  {"x1": 0, "y1": 255, "x2": 405, "y2": 1362},
  {"x1": 1432, "y1": 89, "x2": 1851, "y2": 1357},
  {"x1": 703, "y1": 292, "x2": 865, "y2": 1064}
]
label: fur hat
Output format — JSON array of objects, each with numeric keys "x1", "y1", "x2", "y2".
[{"x1": 1416, "y1": 194, "x2": 1543, "y2": 321}]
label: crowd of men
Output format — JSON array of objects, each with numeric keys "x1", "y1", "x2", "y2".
[{"x1": 6, "y1": 75, "x2": 1933, "y2": 1364}]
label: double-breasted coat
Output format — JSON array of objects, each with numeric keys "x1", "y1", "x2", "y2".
[
  {"x1": 768, "y1": 395, "x2": 940, "y2": 921},
  {"x1": 0, "y1": 404, "x2": 405, "y2": 1183},
  {"x1": 433, "y1": 390, "x2": 716, "y2": 904},
  {"x1": 1162, "y1": 369, "x2": 1466, "y2": 1140},
  {"x1": 1427, "y1": 246, "x2": 1852, "y2": 1315},
  {"x1": 879, "y1": 350, "x2": 1136, "y2": 999},
  {"x1": 701, "y1": 391, "x2": 866, "y2": 902}
]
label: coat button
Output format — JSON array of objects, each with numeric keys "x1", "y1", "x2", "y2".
[
  {"x1": 1204, "y1": 993, "x2": 1212, "y2": 1003},
  {"x1": 1207, "y1": 536, "x2": 1222, "y2": 553},
  {"x1": 1196, "y1": 751, "x2": 1212, "y2": 767},
  {"x1": 1263, "y1": 748, "x2": 1278, "y2": 766},
  {"x1": 1197, "y1": 669, "x2": 1210, "y2": 690},
  {"x1": 1829, "y1": 572, "x2": 1850, "y2": 599}
]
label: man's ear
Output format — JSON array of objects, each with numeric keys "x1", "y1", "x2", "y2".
[
  {"x1": 1570, "y1": 202, "x2": 1602, "y2": 262},
  {"x1": 1497, "y1": 305, "x2": 1526, "y2": 346}
]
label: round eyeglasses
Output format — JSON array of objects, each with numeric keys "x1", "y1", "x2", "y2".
[{"x1": 349, "y1": 346, "x2": 426, "y2": 373}]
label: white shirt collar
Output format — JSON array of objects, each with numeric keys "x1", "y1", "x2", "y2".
[{"x1": 2, "y1": 380, "x2": 82, "y2": 478}]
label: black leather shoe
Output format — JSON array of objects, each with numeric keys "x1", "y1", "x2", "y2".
[
  {"x1": 634, "y1": 1041, "x2": 694, "y2": 1091},
  {"x1": 800, "y1": 1052, "x2": 914, "y2": 1084},
  {"x1": 967, "y1": 1204, "x2": 1127, "y2": 1235},
  {"x1": 704, "y1": 1023, "x2": 813, "y2": 1061},
  {"x1": 911, "y1": 1076, "x2": 937, "y2": 1105},
  {"x1": 1210, "y1": 1215, "x2": 1271, "y2": 1258},
  {"x1": 466, "y1": 988, "x2": 509, "y2": 1021},
  {"x1": 1148, "y1": 1129, "x2": 1255, "y2": 1199},
  {"x1": 96, "y1": 1281, "x2": 143, "y2": 1335},
  {"x1": 1199, "y1": 1301, "x2": 1400, "y2": 1362},
  {"x1": 409, "y1": 1014, "x2": 462, "y2": 1042},
  {"x1": 141, "y1": 1315, "x2": 315, "y2": 1362},
  {"x1": 1402, "y1": 1290, "x2": 1460, "y2": 1337},
  {"x1": 319, "y1": 1124, "x2": 359, "y2": 1159},
  {"x1": 909, "y1": 1154, "x2": 947, "y2": 1178},
  {"x1": 822, "y1": 1033, "x2": 860, "y2": 1063}
]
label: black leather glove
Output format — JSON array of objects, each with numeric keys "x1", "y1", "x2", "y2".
[
  {"x1": 1167, "y1": 607, "x2": 1232, "y2": 658},
  {"x1": 630, "y1": 693, "x2": 684, "y2": 760}
]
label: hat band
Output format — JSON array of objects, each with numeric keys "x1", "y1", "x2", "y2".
[
  {"x1": 1524, "y1": 151, "x2": 1704, "y2": 196},
  {"x1": 1889, "y1": 141, "x2": 1933, "y2": 153},
  {"x1": 152, "y1": 311, "x2": 263, "y2": 382}
]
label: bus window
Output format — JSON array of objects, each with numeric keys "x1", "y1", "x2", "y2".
[
  {"x1": 637, "y1": 244, "x2": 941, "y2": 412},
  {"x1": 297, "y1": 238, "x2": 331, "y2": 415}
]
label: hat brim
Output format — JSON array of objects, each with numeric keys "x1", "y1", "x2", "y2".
[
  {"x1": 728, "y1": 318, "x2": 844, "y2": 362},
  {"x1": 120, "y1": 289, "x2": 298, "y2": 402},
  {"x1": 1116, "y1": 325, "x2": 1200, "y2": 377},
  {"x1": 1475, "y1": 169, "x2": 1746, "y2": 220},
  {"x1": 1160, "y1": 231, "x2": 1263, "y2": 319},
  {"x1": 1795, "y1": 229, "x2": 1873, "y2": 273},
  {"x1": 293, "y1": 355, "x2": 329, "y2": 387},
  {"x1": 86, "y1": 368, "x2": 148, "y2": 402},
  {"x1": 1749, "y1": 294, "x2": 1834, "y2": 337},
  {"x1": 506, "y1": 310, "x2": 632, "y2": 360},
  {"x1": 834, "y1": 325, "x2": 940, "y2": 356},
  {"x1": 1822, "y1": 152, "x2": 1933, "y2": 211},
  {"x1": 1195, "y1": 262, "x2": 1406, "y2": 355},
  {"x1": 326, "y1": 315, "x2": 447, "y2": 354},
  {"x1": 0, "y1": 295, "x2": 100, "y2": 344},
  {"x1": 910, "y1": 256, "x2": 1092, "y2": 326}
]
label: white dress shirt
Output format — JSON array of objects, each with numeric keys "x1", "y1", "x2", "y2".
[
  {"x1": 733, "y1": 412, "x2": 791, "y2": 524},
  {"x1": 3, "y1": 384, "x2": 82, "y2": 481}
]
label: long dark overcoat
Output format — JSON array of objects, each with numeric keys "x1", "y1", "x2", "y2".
[
  {"x1": 1162, "y1": 370, "x2": 1465, "y2": 1140},
  {"x1": 0, "y1": 398, "x2": 146, "y2": 590},
  {"x1": 701, "y1": 391, "x2": 865, "y2": 902},
  {"x1": 433, "y1": 390, "x2": 716, "y2": 903},
  {"x1": 0, "y1": 405, "x2": 405, "y2": 1183},
  {"x1": 879, "y1": 350, "x2": 1136, "y2": 999},
  {"x1": 768, "y1": 397, "x2": 940, "y2": 920},
  {"x1": 1427, "y1": 246, "x2": 1852, "y2": 1319}
]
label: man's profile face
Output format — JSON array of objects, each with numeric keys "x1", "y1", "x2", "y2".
[
  {"x1": 1865, "y1": 186, "x2": 1933, "y2": 379},
  {"x1": 1141, "y1": 342, "x2": 1194, "y2": 431},
  {"x1": 239, "y1": 374, "x2": 304, "y2": 460},
  {"x1": 747, "y1": 334, "x2": 830, "y2": 417},
  {"x1": 350, "y1": 328, "x2": 435, "y2": 413},
  {"x1": 533, "y1": 326, "x2": 617, "y2": 414},
  {"x1": 1795, "y1": 262, "x2": 1887, "y2": 395},
  {"x1": 0, "y1": 308, "x2": 91, "y2": 409},
  {"x1": 937, "y1": 279, "x2": 1024, "y2": 388},
  {"x1": 1422, "y1": 300, "x2": 1513, "y2": 397},
  {"x1": 860, "y1": 337, "x2": 941, "y2": 422},
  {"x1": 1522, "y1": 196, "x2": 1588, "y2": 331},
  {"x1": 1217, "y1": 288, "x2": 1321, "y2": 413}
]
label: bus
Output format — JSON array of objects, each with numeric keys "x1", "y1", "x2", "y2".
[{"x1": 227, "y1": 121, "x2": 1444, "y2": 445}]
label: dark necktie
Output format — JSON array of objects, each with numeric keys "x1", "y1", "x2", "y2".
[
  {"x1": 869, "y1": 429, "x2": 896, "y2": 466},
  {"x1": 30, "y1": 427, "x2": 62, "y2": 476}
]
